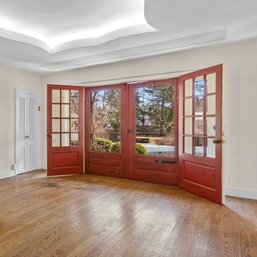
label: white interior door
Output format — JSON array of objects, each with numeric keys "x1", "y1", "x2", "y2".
[{"x1": 15, "y1": 91, "x2": 36, "y2": 174}]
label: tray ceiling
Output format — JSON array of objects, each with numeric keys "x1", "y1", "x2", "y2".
[{"x1": 0, "y1": 0, "x2": 256, "y2": 73}]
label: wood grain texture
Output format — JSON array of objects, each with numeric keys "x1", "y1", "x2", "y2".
[{"x1": 0, "y1": 170, "x2": 256, "y2": 257}]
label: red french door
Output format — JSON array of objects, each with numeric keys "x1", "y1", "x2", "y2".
[
  {"x1": 47, "y1": 85, "x2": 84, "y2": 175},
  {"x1": 128, "y1": 80, "x2": 178, "y2": 185},
  {"x1": 85, "y1": 84, "x2": 128, "y2": 178},
  {"x1": 178, "y1": 65, "x2": 222, "y2": 203}
]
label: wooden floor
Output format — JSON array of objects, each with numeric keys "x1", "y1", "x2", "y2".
[{"x1": 0, "y1": 171, "x2": 257, "y2": 257}]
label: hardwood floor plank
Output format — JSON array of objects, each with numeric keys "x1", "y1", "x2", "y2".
[{"x1": 0, "y1": 170, "x2": 256, "y2": 257}]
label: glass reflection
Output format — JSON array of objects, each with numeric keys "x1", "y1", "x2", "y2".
[
  {"x1": 207, "y1": 138, "x2": 216, "y2": 158},
  {"x1": 207, "y1": 73, "x2": 216, "y2": 94},
  {"x1": 184, "y1": 136, "x2": 192, "y2": 154},
  {"x1": 71, "y1": 90, "x2": 79, "y2": 117},
  {"x1": 184, "y1": 98, "x2": 192, "y2": 116},
  {"x1": 52, "y1": 104, "x2": 60, "y2": 117},
  {"x1": 194, "y1": 137, "x2": 204, "y2": 156},
  {"x1": 71, "y1": 133, "x2": 79, "y2": 146},
  {"x1": 62, "y1": 90, "x2": 69, "y2": 103},
  {"x1": 62, "y1": 133, "x2": 69, "y2": 147},
  {"x1": 52, "y1": 134, "x2": 60, "y2": 147},
  {"x1": 185, "y1": 79, "x2": 192, "y2": 97},
  {"x1": 194, "y1": 117, "x2": 204, "y2": 135},
  {"x1": 52, "y1": 90, "x2": 60, "y2": 103}
]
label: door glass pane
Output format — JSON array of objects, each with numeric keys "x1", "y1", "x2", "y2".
[
  {"x1": 194, "y1": 76, "x2": 205, "y2": 96},
  {"x1": 90, "y1": 89, "x2": 121, "y2": 153},
  {"x1": 185, "y1": 79, "x2": 192, "y2": 97},
  {"x1": 207, "y1": 138, "x2": 216, "y2": 158},
  {"x1": 135, "y1": 85, "x2": 175, "y2": 157},
  {"x1": 195, "y1": 117, "x2": 204, "y2": 135},
  {"x1": 207, "y1": 73, "x2": 216, "y2": 94},
  {"x1": 62, "y1": 105, "x2": 69, "y2": 118},
  {"x1": 62, "y1": 90, "x2": 70, "y2": 103},
  {"x1": 62, "y1": 119, "x2": 70, "y2": 132},
  {"x1": 52, "y1": 119, "x2": 60, "y2": 132},
  {"x1": 71, "y1": 119, "x2": 79, "y2": 132},
  {"x1": 52, "y1": 104, "x2": 60, "y2": 117},
  {"x1": 62, "y1": 133, "x2": 69, "y2": 147},
  {"x1": 194, "y1": 137, "x2": 204, "y2": 156},
  {"x1": 207, "y1": 95, "x2": 216, "y2": 115},
  {"x1": 71, "y1": 133, "x2": 79, "y2": 146},
  {"x1": 52, "y1": 134, "x2": 60, "y2": 147},
  {"x1": 184, "y1": 117, "x2": 192, "y2": 135},
  {"x1": 71, "y1": 90, "x2": 79, "y2": 117},
  {"x1": 195, "y1": 95, "x2": 204, "y2": 115},
  {"x1": 206, "y1": 117, "x2": 216, "y2": 137},
  {"x1": 52, "y1": 90, "x2": 60, "y2": 103},
  {"x1": 184, "y1": 136, "x2": 192, "y2": 154},
  {"x1": 184, "y1": 98, "x2": 192, "y2": 116}
]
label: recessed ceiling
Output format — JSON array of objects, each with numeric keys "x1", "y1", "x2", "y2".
[
  {"x1": 0, "y1": 0, "x2": 154, "y2": 51},
  {"x1": 0, "y1": 0, "x2": 257, "y2": 73}
]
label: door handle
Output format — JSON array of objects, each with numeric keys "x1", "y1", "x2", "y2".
[
  {"x1": 155, "y1": 160, "x2": 177, "y2": 164},
  {"x1": 212, "y1": 139, "x2": 224, "y2": 144},
  {"x1": 47, "y1": 134, "x2": 52, "y2": 138}
]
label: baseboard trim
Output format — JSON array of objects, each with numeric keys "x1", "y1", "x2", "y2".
[
  {"x1": 0, "y1": 170, "x2": 16, "y2": 179},
  {"x1": 225, "y1": 187, "x2": 257, "y2": 200}
]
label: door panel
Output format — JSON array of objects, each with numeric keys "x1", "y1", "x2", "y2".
[
  {"x1": 128, "y1": 80, "x2": 178, "y2": 185},
  {"x1": 26, "y1": 94, "x2": 36, "y2": 171},
  {"x1": 85, "y1": 85, "x2": 128, "y2": 178},
  {"x1": 179, "y1": 64, "x2": 222, "y2": 203},
  {"x1": 47, "y1": 85, "x2": 84, "y2": 175}
]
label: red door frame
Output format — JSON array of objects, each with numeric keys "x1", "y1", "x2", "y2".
[
  {"x1": 85, "y1": 84, "x2": 128, "y2": 178},
  {"x1": 47, "y1": 85, "x2": 84, "y2": 175},
  {"x1": 127, "y1": 79, "x2": 179, "y2": 185},
  {"x1": 178, "y1": 64, "x2": 222, "y2": 203}
]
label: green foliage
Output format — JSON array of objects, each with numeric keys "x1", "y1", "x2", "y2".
[
  {"x1": 136, "y1": 144, "x2": 147, "y2": 155},
  {"x1": 92, "y1": 137, "x2": 147, "y2": 154},
  {"x1": 112, "y1": 142, "x2": 120, "y2": 152},
  {"x1": 93, "y1": 137, "x2": 113, "y2": 152}
]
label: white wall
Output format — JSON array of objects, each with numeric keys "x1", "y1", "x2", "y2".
[
  {"x1": 42, "y1": 39, "x2": 257, "y2": 200},
  {"x1": 0, "y1": 66, "x2": 42, "y2": 179}
]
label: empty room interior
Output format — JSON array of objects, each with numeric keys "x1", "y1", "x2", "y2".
[{"x1": 0, "y1": 0, "x2": 257, "y2": 256}]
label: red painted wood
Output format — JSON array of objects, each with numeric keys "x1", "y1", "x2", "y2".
[
  {"x1": 47, "y1": 85, "x2": 84, "y2": 176},
  {"x1": 178, "y1": 64, "x2": 222, "y2": 203},
  {"x1": 85, "y1": 84, "x2": 128, "y2": 178},
  {"x1": 183, "y1": 161, "x2": 215, "y2": 188},
  {"x1": 128, "y1": 79, "x2": 179, "y2": 185}
]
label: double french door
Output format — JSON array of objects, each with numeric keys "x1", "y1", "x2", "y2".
[
  {"x1": 85, "y1": 80, "x2": 178, "y2": 185},
  {"x1": 47, "y1": 65, "x2": 222, "y2": 203}
]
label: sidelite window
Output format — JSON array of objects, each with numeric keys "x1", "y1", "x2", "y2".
[
  {"x1": 90, "y1": 89, "x2": 121, "y2": 153},
  {"x1": 135, "y1": 84, "x2": 176, "y2": 157}
]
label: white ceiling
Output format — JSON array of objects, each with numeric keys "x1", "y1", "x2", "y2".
[{"x1": 0, "y1": 0, "x2": 257, "y2": 73}]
